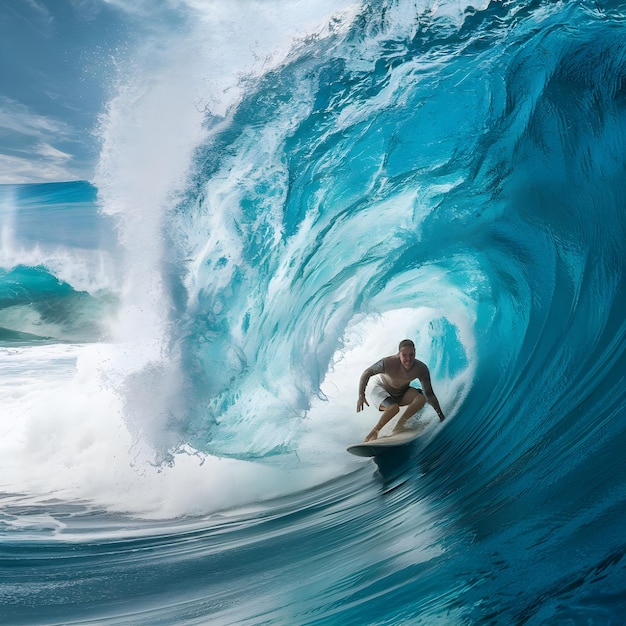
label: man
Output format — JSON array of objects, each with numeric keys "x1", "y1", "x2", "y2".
[{"x1": 357, "y1": 339, "x2": 445, "y2": 442}]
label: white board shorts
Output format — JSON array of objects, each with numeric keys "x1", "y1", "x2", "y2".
[{"x1": 368, "y1": 377, "x2": 423, "y2": 410}]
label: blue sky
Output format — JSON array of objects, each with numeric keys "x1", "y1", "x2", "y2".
[
  {"x1": 0, "y1": 0, "x2": 358, "y2": 185},
  {"x1": 0, "y1": 1, "x2": 131, "y2": 183}
]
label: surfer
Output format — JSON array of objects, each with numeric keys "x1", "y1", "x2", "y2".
[{"x1": 356, "y1": 339, "x2": 445, "y2": 442}]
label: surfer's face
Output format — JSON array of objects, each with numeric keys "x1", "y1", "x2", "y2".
[{"x1": 399, "y1": 347, "x2": 415, "y2": 370}]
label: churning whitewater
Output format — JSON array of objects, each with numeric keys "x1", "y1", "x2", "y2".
[{"x1": 1, "y1": 0, "x2": 626, "y2": 624}]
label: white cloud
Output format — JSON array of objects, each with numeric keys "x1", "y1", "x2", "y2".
[
  {"x1": 0, "y1": 96, "x2": 71, "y2": 137},
  {"x1": 0, "y1": 153, "x2": 78, "y2": 184},
  {"x1": 35, "y1": 142, "x2": 72, "y2": 161},
  {"x1": 100, "y1": 0, "x2": 187, "y2": 17},
  {"x1": 0, "y1": 96, "x2": 82, "y2": 183},
  {"x1": 22, "y1": 0, "x2": 55, "y2": 35}
]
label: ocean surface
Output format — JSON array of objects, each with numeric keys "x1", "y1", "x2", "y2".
[{"x1": 1, "y1": 0, "x2": 626, "y2": 624}]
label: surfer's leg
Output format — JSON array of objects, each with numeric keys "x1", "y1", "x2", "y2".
[
  {"x1": 365, "y1": 402, "x2": 399, "y2": 441},
  {"x1": 393, "y1": 389, "x2": 426, "y2": 432}
]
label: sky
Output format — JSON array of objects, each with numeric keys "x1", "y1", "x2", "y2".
[
  {"x1": 0, "y1": 0, "x2": 359, "y2": 186},
  {"x1": 0, "y1": 1, "x2": 133, "y2": 184}
]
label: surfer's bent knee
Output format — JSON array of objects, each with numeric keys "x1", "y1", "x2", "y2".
[
  {"x1": 379, "y1": 402, "x2": 400, "y2": 415},
  {"x1": 402, "y1": 387, "x2": 424, "y2": 407}
]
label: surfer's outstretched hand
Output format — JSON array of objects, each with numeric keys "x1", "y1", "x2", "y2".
[{"x1": 356, "y1": 395, "x2": 369, "y2": 413}]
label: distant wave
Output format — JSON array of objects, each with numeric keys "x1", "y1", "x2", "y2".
[
  {"x1": 0, "y1": 265, "x2": 116, "y2": 343},
  {"x1": 0, "y1": 182, "x2": 119, "y2": 343}
]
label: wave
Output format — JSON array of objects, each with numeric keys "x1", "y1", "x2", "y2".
[
  {"x1": 0, "y1": 182, "x2": 119, "y2": 343},
  {"x1": 1, "y1": 0, "x2": 626, "y2": 622},
  {"x1": 0, "y1": 265, "x2": 116, "y2": 343},
  {"x1": 160, "y1": 0, "x2": 626, "y2": 463}
]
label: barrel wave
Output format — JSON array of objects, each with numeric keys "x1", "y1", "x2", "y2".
[{"x1": 1, "y1": 0, "x2": 626, "y2": 624}]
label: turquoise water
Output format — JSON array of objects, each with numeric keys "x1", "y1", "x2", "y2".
[{"x1": 1, "y1": 0, "x2": 626, "y2": 624}]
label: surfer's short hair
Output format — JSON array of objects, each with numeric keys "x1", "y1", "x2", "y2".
[{"x1": 398, "y1": 339, "x2": 415, "y2": 351}]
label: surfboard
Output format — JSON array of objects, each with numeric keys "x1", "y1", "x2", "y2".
[{"x1": 347, "y1": 428, "x2": 422, "y2": 458}]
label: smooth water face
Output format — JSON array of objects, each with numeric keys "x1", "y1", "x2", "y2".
[{"x1": 1, "y1": 0, "x2": 626, "y2": 624}]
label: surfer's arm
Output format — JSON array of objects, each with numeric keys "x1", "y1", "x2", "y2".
[
  {"x1": 357, "y1": 368, "x2": 373, "y2": 412},
  {"x1": 420, "y1": 369, "x2": 445, "y2": 421},
  {"x1": 429, "y1": 394, "x2": 445, "y2": 421},
  {"x1": 357, "y1": 359, "x2": 385, "y2": 412}
]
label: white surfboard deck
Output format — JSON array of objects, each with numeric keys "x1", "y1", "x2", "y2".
[{"x1": 347, "y1": 427, "x2": 423, "y2": 458}]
